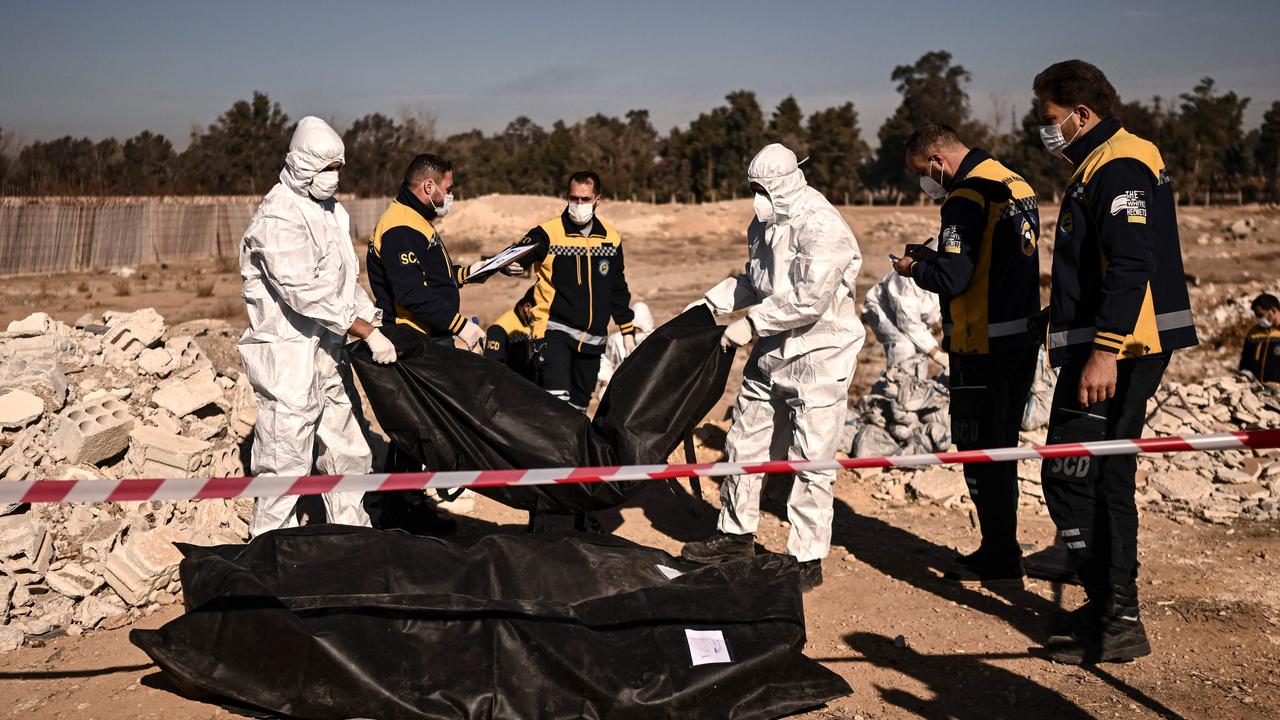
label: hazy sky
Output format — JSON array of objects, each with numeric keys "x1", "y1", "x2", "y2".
[{"x1": 2, "y1": 0, "x2": 1278, "y2": 149}]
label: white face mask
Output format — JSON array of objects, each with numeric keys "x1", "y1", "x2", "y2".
[
  {"x1": 1259, "y1": 316, "x2": 1274, "y2": 329},
  {"x1": 918, "y1": 159, "x2": 946, "y2": 201},
  {"x1": 309, "y1": 170, "x2": 339, "y2": 200},
  {"x1": 427, "y1": 182, "x2": 453, "y2": 217},
  {"x1": 567, "y1": 202, "x2": 595, "y2": 226},
  {"x1": 1039, "y1": 111, "x2": 1080, "y2": 158},
  {"x1": 752, "y1": 192, "x2": 774, "y2": 223}
]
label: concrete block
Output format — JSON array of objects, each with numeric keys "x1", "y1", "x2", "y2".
[
  {"x1": 136, "y1": 347, "x2": 175, "y2": 377},
  {"x1": 165, "y1": 335, "x2": 211, "y2": 369},
  {"x1": 53, "y1": 396, "x2": 135, "y2": 465},
  {"x1": 102, "y1": 526, "x2": 185, "y2": 606},
  {"x1": 127, "y1": 426, "x2": 213, "y2": 476},
  {"x1": 151, "y1": 377, "x2": 222, "y2": 418},
  {"x1": 44, "y1": 562, "x2": 104, "y2": 599},
  {"x1": 13, "y1": 594, "x2": 74, "y2": 636},
  {"x1": 0, "y1": 389, "x2": 43, "y2": 430}
]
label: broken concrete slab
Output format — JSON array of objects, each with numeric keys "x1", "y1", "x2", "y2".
[
  {"x1": 1151, "y1": 471, "x2": 1215, "y2": 502},
  {"x1": 909, "y1": 468, "x2": 968, "y2": 504},
  {"x1": 73, "y1": 592, "x2": 129, "y2": 630},
  {"x1": 0, "y1": 626, "x2": 22, "y2": 653},
  {"x1": 53, "y1": 396, "x2": 135, "y2": 465},
  {"x1": 136, "y1": 347, "x2": 175, "y2": 377},
  {"x1": 44, "y1": 562, "x2": 104, "y2": 599},
  {"x1": 0, "y1": 352, "x2": 67, "y2": 411},
  {"x1": 5, "y1": 312, "x2": 52, "y2": 337},
  {"x1": 0, "y1": 389, "x2": 43, "y2": 430},
  {"x1": 151, "y1": 375, "x2": 222, "y2": 418},
  {"x1": 101, "y1": 526, "x2": 185, "y2": 606},
  {"x1": 165, "y1": 335, "x2": 211, "y2": 370}
]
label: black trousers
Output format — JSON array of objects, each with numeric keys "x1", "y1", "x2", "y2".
[
  {"x1": 949, "y1": 346, "x2": 1039, "y2": 560},
  {"x1": 539, "y1": 334, "x2": 601, "y2": 410},
  {"x1": 1041, "y1": 354, "x2": 1169, "y2": 596}
]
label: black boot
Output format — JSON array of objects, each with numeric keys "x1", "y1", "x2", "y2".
[
  {"x1": 1047, "y1": 599, "x2": 1103, "y2": 637},
  {"x1": 798, "y1": 560, "x2": 823, "y2": 593},
  {"x1": 943, "y1": 545, "x2": 1025, "y2": 589},
  {"x1": 1046, "y1": 585, "x2": 1151, "y2": 664},
  {"x1": 681, "y1": 532, "x2": 755, "y2": 564}
]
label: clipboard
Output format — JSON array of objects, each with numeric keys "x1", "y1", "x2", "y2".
[{"x1": 466, "y1": 242, "x2": 539, "y2": 281}]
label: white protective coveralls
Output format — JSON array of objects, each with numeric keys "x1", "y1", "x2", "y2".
[
  {"x1": 597, "y1": 302, "x2": 654, "y2": 388},
  {"x1": 238, "y1": 117, "x2": 378, "y2": 537},
  {"x1": 703, "y1": 144, "x2": 865, "y2": 562},
  {"x1": 861, "y1": 270, "x2": 941, "y2": 366}
]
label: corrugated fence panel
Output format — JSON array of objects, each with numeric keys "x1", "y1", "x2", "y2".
[
  {"x1": 0, "y1": 197, "x2": 384, "y2": 276},
  {"x1": 88, "y1": 205, "x2": 149, "y2": 269}
]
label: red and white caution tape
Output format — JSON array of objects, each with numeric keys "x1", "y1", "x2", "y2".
[{"x1": 5, "y1": 428, "x2": 1279, "y2": 506}]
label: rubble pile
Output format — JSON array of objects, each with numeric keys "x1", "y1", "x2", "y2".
[
  {"x1": 839, "y1": 356, "x2": 1280, "y2": 525},
  {"x1": 0, "y1": 310, "x2": 253, "y2": 651},
  {"x1": 842, "y1": 356, "x2": 950, "y2": 459}
]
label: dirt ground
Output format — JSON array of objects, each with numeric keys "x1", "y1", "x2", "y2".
[{"x1": 2, "y1": 200, "x2": 1279, "y2": 719}]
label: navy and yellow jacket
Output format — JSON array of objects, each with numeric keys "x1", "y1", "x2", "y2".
[
  {"x1": 1047, "y1": 116, "x2": 1197, "y2": 366},
  {"x1": 1240, "y1": 325, "x2": 1280, "y2": 382},
  {"x1": 367, "y1": 185, "x2": 472, "y2": 336},
  {"x1": 519, "y1": 211, "x2": 635, "y2": 355},
  {"x1": 910, "y1": 149, "x2": 1041, "y2": 354},
  {"x1": 485, "y1": 308, "x2": 535, "y2": 379}
]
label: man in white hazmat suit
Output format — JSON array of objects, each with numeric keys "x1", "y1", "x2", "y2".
[
  {"x1": 238, "y1": 116, "x2": 397, "y2": 537},
  {"x1": 862, "y1": 270, "x2": 945, "y2": 369},
  {"x1": 596, "y1": 302, "x2": 654, "y2": 391},
  {"x1": 680, "y1": 144, "x2": 864, "y2": 592}
]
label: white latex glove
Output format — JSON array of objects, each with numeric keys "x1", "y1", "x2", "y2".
[
  {"x1": 366, "y1": 328, "x2": 397, "y2": 365},
  {"x1": 465, "y1": 261, "x2": 490, "y2": 285},
  {"x1": 720, "y1": 317, "x2": 755, "y2": 351},
  {"x1": 458, "y1": 320, "x2": 486, "y2": 352},
  {"x1": 683, "y1": 298, "x2": 711, "y2": 313},
  {"x1": 622, "y1": 334, "x2": 636, "y2": 356}
]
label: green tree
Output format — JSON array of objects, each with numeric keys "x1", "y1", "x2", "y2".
[
  {"x1": 118, "y1": 131, "x2": 175, "y2": 195},
  {"x1": 677, "y1": 90, "x2": 766, "y2": 201},
  {"x1": 804, "y1": 102, "x2": 869, "y2": 202},
  {"x1": 767, "y1": 96, "x2": 808, "y2": 158},
  {"x1": 1256, "y1": 101, "x2": 1280, "y2": 193},
  {"x1": 870, "y1": 51, "x2": 987, "y2": 196},
  {"x1": 1168, "y1": 78, "x2": 1250, "y2": 198},
  {"x1": 177, "y1": 91, "x2": 292, "y2": 194}
]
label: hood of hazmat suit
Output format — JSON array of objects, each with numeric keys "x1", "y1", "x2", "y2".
[
  {"x1": 237, "y1": 116, "x2": 381, "y2": 535},
  {"x1": 862, "y1": 270, "x2": 941, "y2": 359},
  {"x1": 706, "y1": 143, "x2": 865, "y2": 405}
]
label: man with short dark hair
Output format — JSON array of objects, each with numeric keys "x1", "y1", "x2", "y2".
[
  {"x1": 1240, "y1": 293, "x2": 1280, "y2": 381},
  {"x1": 894, "y1": 122, "x2": 1041, "y2": 589},
  {"x1": 515, "y1": 171, "x2": 636, "y2": 410},
  {"x1": 1031, "y1": 59, "x2": 1197, "y2": 665},
  {"x1": 367, "y1": 153, "x2": 487, "y2": 351}
]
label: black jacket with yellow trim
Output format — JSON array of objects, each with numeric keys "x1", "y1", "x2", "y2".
[
  {"x1": 1240, "y1": 325, "x2": 1280, "y2": 382},
  {"x1": 910, "y1": 149, "x2": 1041, "y2": 354},
  {"x1": 484, "y1": 308, "x2": 534, "y2": 377},
  {"x1": 519, "y1": 211, "x2": 635, "y2": 355},
  {"x1": 367, "y1": 185, "x2": 470, "y2": 336},
  {"x1": 1047, "y1": 116, "x2": 1197, "y2": 366}
]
